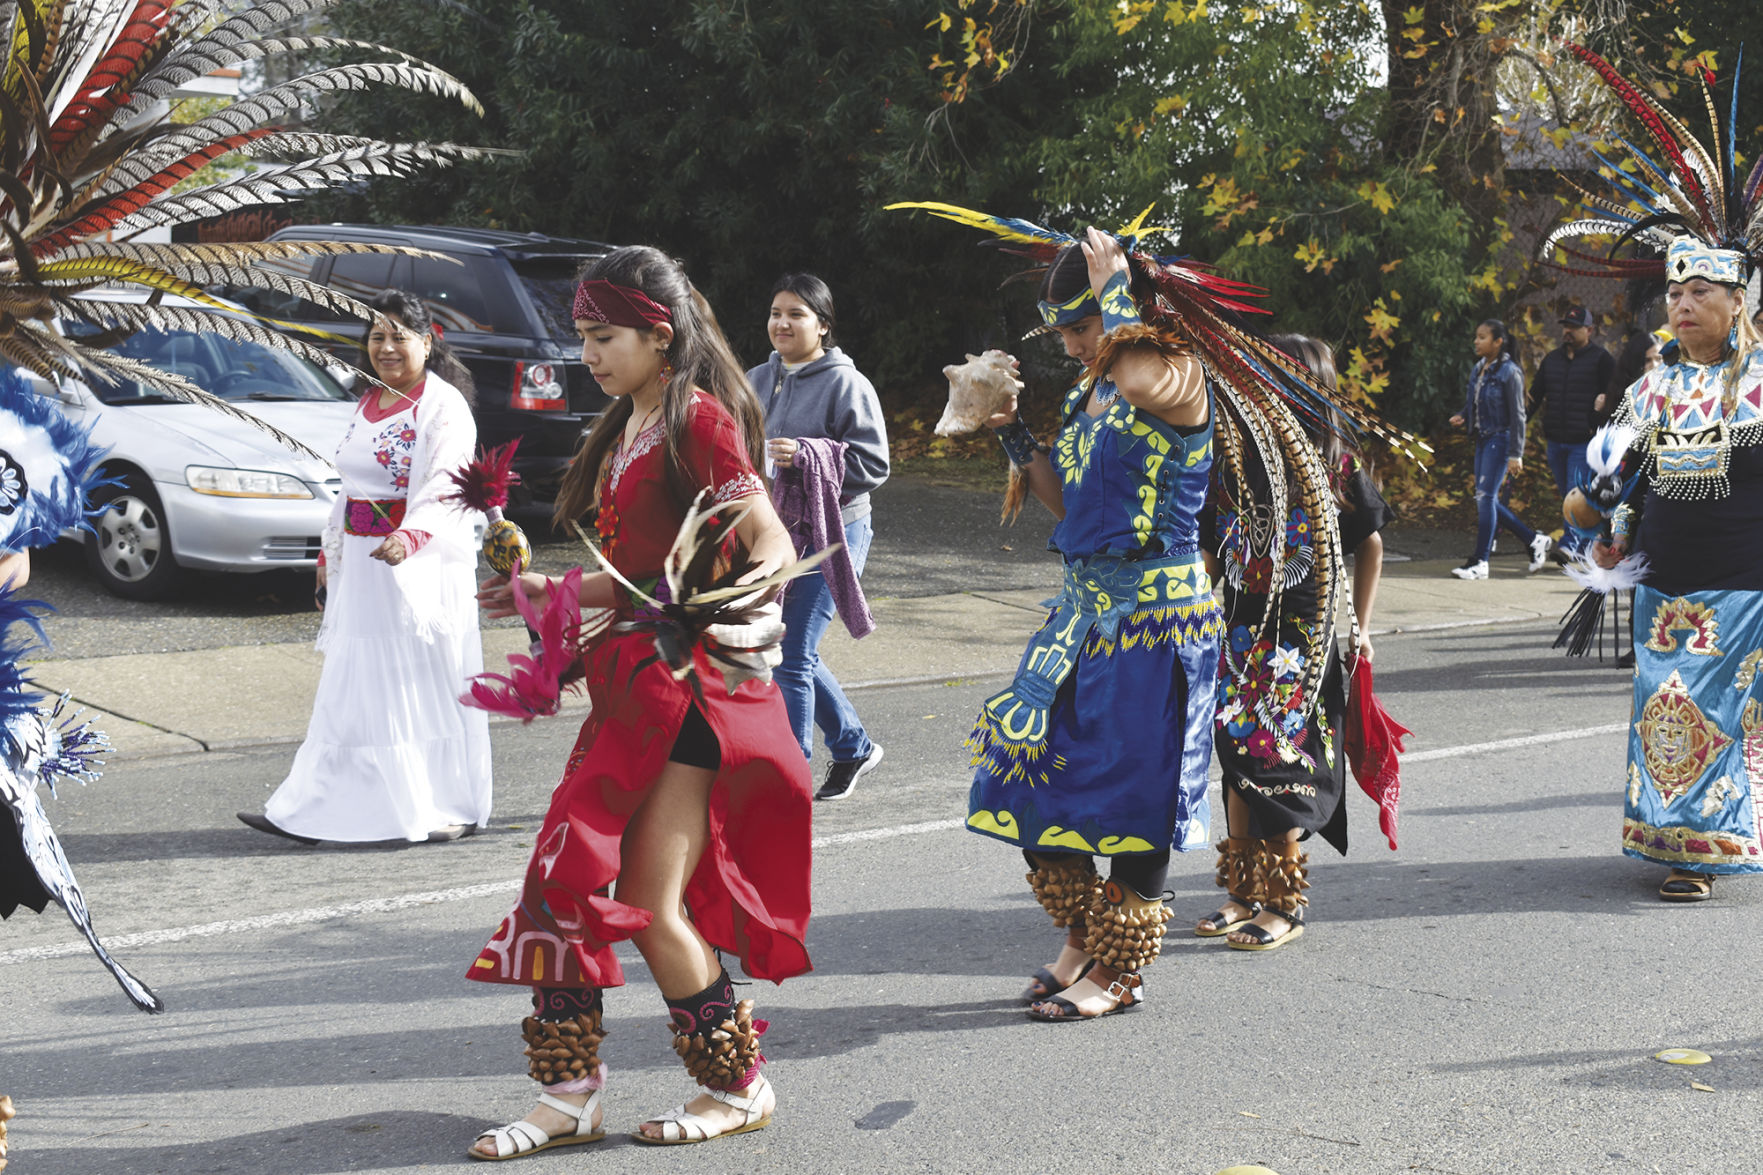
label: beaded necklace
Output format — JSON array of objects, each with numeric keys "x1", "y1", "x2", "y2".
[{"x1": 1620, "y1": 350, "x2": 1763, "y2": 502}]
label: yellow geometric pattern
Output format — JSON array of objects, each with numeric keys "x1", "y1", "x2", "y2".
[
  {"x1": 1644, "y1": 597, "x2": 1724, "y2": 656},
  {"x1": 1737, "y1": 649, "x2": 1763, "y2": 691}
]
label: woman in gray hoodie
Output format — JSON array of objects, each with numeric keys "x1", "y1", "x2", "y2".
[{"x1": 747, "y1": 274, "x2": 890, "y2": 800}]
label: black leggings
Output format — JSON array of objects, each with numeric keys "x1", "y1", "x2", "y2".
[
  {"x1": 1024, "y1": 849, "x2": 1170, "y2": 900},
  {"x1": 668, "y1": 703, "x2": 721, "y2": 770}
]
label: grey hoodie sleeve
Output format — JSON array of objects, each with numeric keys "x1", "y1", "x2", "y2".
[{"x1": 828, "y1": 366, "x2": 890, "y2": 497}]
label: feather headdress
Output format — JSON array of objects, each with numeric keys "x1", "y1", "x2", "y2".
[
  {"x1": 1542, "y1": 44, "x2": 1759, "y2": 285},
  {"x1": 889, "y1": 200, "x2": 1428, "y2": 729},
  {"x1": 0, "y1": 0, "x2": 501, "y2": 450}
]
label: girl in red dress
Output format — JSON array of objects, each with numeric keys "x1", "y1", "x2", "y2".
[{"x1": 467, "y1": 247, "x2": 812, "y2": 1158}]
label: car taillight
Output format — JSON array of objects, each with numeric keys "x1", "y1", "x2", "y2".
[{"x1": 511, "y1": 360, "x2": 567, "y2": 410}]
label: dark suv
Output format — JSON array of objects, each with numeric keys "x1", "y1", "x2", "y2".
[{"x1": 222, "y1": 224, "x2": 612, "y2": 501}]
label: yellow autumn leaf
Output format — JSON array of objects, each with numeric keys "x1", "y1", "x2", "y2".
[
  {"x1": 1357, "y1": 180, "x2": 1396, "y2": 214},
  {"x1": 925, "y1": 12, "x2": 952, "y2": 31},
  {"x1": 1364, "y1": 300, "x2": 1400, "y2": 342},
  {"x1": 1380, "y1": 258, "x2": 1403, "y2": 273},
  {"x1": 1293, "y1": 238, "x2": 1329, "y2": 272},
  {"x1": 1403, "y1": 5, "x2": 1424, "y2": 23},
  {"x1": 1154, "y1": 93, "x2": 1189, "y2": 116}
]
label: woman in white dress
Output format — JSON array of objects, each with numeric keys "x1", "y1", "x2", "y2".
[{"x1": 239, "y1": 290, "x2": 492, "y2": 844}]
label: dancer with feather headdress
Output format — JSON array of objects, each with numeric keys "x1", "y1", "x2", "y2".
[
  {"x1": 1542, "y1": 44, "x2": 1763, "y2": 903},
  {"x1": 891, "y1": 202, "x2": 1425, "y2": 1019},
  {"x1": 0, "y1": 0, "x2": 499, "y2": 445},
  {"x1": 0, "y1": 0, "x2": 501, "y2": 1008},
  {"x1": 464, "y1": 247, "x2": 815, "y2": 1156},
  {"x1": 1198, "y1": 334, "x2": 1402, "y2": 954}
]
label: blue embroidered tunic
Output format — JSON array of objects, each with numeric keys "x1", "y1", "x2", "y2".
[
  {"x1": 1611, "y1": 351, "x2": 1763, "y2": 874},
  {"x1": 966, "y1": 279, "x2": 1223, "y2": 858}
]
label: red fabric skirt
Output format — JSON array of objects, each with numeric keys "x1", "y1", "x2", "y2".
[{"x1": 467, "y1": 631, "x2": 814, "y2": 989}]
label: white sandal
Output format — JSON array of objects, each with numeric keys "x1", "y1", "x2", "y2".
[
  {"x1": 631, "y1": 1073, "x2": 774, "y2": 1145},
  {"x1": 468, "y1": 1090, "x2": 606, "y2": 1161}
]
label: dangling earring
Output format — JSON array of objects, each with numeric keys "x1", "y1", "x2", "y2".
[
  {"x1": 658, "y1": 355, "x2": 675, "y2": 387},
  {"x1": 1729, "y1": 316, "x2": 1742, "y2": 352}
]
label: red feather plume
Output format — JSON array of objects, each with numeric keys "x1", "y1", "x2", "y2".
[
  {"x1": 48, "y1": 1, "x2": 175, "y2": 152},
  {"x1": 35, "y1": 130, "x2": 276, "y2": 256},
  {"x1": 1566, "y1": 43, "x2": 1718, "y2": 231},
  {"x1": 444, "y1": 440, "x2": 522, "y2": 515}
]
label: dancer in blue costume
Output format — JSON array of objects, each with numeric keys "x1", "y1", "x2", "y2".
[
  {"x1": 891, "y1": 201, "x2": 1425, "y2": 1022},
  {"x1": 1539, "y1": 45, "x2": 1763, "y2": 903},
  {"x1": 965, "y1": 230, "x2": 1219, "y2": 1021}
]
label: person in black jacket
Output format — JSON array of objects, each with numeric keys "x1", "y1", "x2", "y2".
[{"x1": 1529, "y1": 306, "x2": 1615, "y2": 556}]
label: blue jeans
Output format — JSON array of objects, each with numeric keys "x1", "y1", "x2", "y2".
[
  {"x1": 1472, "y1": 431, "x2": 1536, "y2": 562},
  {"x1": 777, "y1": 515, "x2": 874, "y2": 762},
  {"x1": 1546, "y1": 439, "x2": 1592, "y2": 555}
]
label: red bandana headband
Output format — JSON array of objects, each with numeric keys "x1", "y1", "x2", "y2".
[{"x1": 572, "y1": 279, "x2": 674, "y2": 329}]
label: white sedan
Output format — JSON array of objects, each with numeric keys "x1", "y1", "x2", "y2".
[{"x1": 32, "y1": 324, "x2": 355, "y2": 600}]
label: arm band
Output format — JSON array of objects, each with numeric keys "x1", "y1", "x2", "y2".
[
  {"x1": 993, "y1": 419, "x2": 1043, "y2": 466},
  {"x1": 1610, "y1": 503, "x2": 1635, "y2": 546}
]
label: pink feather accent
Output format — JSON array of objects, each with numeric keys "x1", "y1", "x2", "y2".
[
  {"x1": 460, "y1": 566, "x2": 593, "y2": 721},
  {"x1": 445, "y1": 439, "x2": 522, "y2": 515}
]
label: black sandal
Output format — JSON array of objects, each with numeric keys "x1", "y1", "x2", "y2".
[
  {"x1": 236, "y1": 812, "x2": 319, "y2": 845},
  {"x1": 1195, "y1": 897, "x2": 1261, "y2": 938},
  {"x1": 1025, "y1": 971, "x2": 1143, "y2": 1021},
  {"x1": 1659, "y1": 869, "x2": 1715, "y2": 903},
  {"x1": 1226, "y1": 907, "x2": 1306, "y2": 952},
  {"x1": 1019, "y1": 959, "x2": 1094, "y2": 1004}
]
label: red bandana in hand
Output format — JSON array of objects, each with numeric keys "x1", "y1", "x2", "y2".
[{"x1": 1344, "y1": 658, "x2": 1410, "y2": 851}]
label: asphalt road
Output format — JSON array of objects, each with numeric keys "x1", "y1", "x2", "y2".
[{"x1": 4, "y1": 610, "x2": 1757, "y2": 1175}]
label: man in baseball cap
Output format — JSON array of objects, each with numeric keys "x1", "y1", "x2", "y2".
[{"x1": 1528, "y1": 304, "x2": 1614, "y2": 558}]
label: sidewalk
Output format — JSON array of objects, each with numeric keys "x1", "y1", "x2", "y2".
[{"x1": 26, "y1": 552, "x2": 1584, "y2": 761}]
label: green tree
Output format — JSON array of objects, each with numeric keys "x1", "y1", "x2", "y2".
[{"x1": 304, "y1": 0, "x2": 1081, "y2": 399}]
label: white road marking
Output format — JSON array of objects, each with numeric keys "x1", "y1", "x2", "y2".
[
  {"x1": 813, "y1": 817, "x2": 965, "y2": 845},
  {"x1": 0, "y1": 819, "x2": 972, "y2": 964},
  {"x1": 1403, "y1": 722, "x2": 1628, "y2": 763},
  {"x1": 2, "y1": 724, "x2": 1631, "y2": 967}
]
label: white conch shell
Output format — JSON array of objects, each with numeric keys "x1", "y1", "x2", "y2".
[{"x1": 934, "y1": 349, "x2": 1022, "y2": 437}]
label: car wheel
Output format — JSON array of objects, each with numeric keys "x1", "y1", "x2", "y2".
[{"x1": 85, "y1": 473, "x2": 182, "y2": 600}]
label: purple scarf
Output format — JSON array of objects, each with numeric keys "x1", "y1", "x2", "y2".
[{"x1": 771, "y1": 436, "x2": 874, "y2": 639}]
